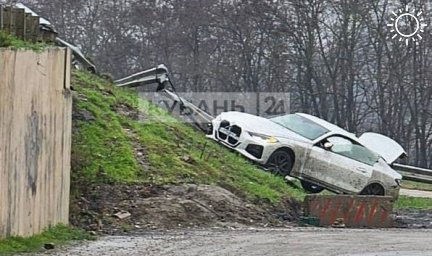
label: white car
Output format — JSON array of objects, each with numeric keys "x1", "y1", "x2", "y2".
[{"x1": 207, "y1": 112, "x2": 405, "y2": 198}]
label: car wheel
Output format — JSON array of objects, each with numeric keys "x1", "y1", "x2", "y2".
[
  {"x1": 300, "y1": 180, "x2": 324, "y2": 193},
  {"x1": 266, "y1": 150, "x2": 293, "y2": 176},
  {"x1": 360, "y1": 183, "x2": 385, "y2": 196}
]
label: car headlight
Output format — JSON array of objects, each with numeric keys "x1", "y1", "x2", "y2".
[{"x1": 248, "y1": 132, "x2": 279, "y2": 144}]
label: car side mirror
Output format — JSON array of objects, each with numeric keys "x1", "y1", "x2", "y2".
[{"x1": 323, "y1": 142, "x2": 333, "y2": 150}]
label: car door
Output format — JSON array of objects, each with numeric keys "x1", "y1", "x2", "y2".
[{"x1": 301, "y1": 135, "x2": 373, "y2": 193}]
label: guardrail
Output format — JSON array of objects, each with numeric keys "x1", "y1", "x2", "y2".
[
  {"x1": 115, "y1": 65, "x2": 214, "y2": 132},
  {"x1": 55, "y1": 37, "x2": 96, "y2": 73},
  {"x1": 115, "y1": 64, "x2": 169, "y2": 88},
  {"x1": 392, "y1": 163, "x2": 432, "y2": 184}
]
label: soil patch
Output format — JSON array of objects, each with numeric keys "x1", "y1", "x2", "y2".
[
  {"x1": 114, "y1": 103, "x2": 140, "y2": 121},
  {"x1": 70, "y1": 184, "x2": 301, "y2": 235},
  {"x1": 394, "y1": 209, "x2": 432, "y2": 229}
]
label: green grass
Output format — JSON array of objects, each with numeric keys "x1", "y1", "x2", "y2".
[
  {"x1": 71, "y1": 71, "x2": 305, "y2": 203},
  {"x1": 72, "y1": 82, "x2": 139, "y2": 183},
  {"x1": 0, "y1": 225, "x2": 93, "y2": 254},
  {"x1": 395, "y1": 181, "x2": 432, "y2": 209},
  {"x1": 395, "y1": 196, "x2": 432, "y2": 210},
  {"x1": 0, "y1": 31, "x2": 47, "y2": 51}
]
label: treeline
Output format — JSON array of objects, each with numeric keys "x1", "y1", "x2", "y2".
[{"x1": 23, "y1": 0, "x2": 432, "y2": 168}]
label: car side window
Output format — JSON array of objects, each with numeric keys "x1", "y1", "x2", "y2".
[
  {"x1": 326, "y1": 136, "x2": 352, "y2": 154},
  {"x1": 322, "y1": 136, "x2": 380, "y2": 166}
]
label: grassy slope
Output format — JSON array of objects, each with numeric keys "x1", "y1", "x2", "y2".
[
  {"x1": 72, "y1": 71, "x2": 305, "y2": 202},
  {"x1": 71, "y1": 71, "x2": 432, "y2": 209}
]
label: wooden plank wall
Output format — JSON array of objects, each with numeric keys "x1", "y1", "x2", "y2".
[
  {"x1": 0, "y1": 48, "x2": 72, "y2": 238},
  {"x1": 0, "y1": 5, "x2": 55, "y2": 42}
]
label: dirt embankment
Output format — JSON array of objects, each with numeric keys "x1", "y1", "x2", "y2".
[
  {"x1": 70, "y1": 83, "x2": 302, "y2": 235},
  {"x1": 70, "y1": 184, "x2": 301, "y2": 235}
]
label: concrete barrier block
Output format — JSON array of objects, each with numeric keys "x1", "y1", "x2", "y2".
[{"x1": 304, "y1": 195, "x2": 394, "y2": 228}]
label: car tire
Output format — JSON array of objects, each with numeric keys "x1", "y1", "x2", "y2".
[
  {"x1": 360, "y1": 183, "x2": 385, "y2": 196},
  {"x1": 300, "y1": 180, "x2": 324, "y2": 193},
  {"x1": 265, "y1": 149, "x2": 294, "y2": 176}
]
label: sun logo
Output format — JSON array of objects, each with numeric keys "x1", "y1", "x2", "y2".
[{"x1": 387, "y1": 5, "x2": 428, "y2": 46}]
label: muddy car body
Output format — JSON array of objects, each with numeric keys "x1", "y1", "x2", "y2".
[{"x1": 207, "y1": 112, "x2": 404, "y2": 198}]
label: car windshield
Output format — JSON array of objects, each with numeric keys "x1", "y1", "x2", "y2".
[{"x1": 270, "y1": 114, "x2": 329, "y2": 140}]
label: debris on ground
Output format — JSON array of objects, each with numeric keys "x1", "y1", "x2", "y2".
[
  {"x1": 69, "y1": 184, "x2": 301, "y2": 235},
  {"x1": 113, "y1": 211, "x2": 131, "y2": 220},
  {"x1": 394, "y1": 209, "x2": 432, "y2": 229},
  {"x1": 43, "y1": 243, "x2": 55, "y2": 250}
]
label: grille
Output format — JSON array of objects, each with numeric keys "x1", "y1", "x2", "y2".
[
  {"x1": 217, "y1": 120, "x2": 242, "y2": 147},
  {"x1": 218, "y1": 120, "x2": 230, "y2": 140}
]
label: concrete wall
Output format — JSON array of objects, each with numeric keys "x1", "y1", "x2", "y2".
[
  {"x1": 0, "y1": 48, "x2": 71, "y2": 238},
  {"x1": 304, "y1": 195, "x2": 394, "y2": 228}
]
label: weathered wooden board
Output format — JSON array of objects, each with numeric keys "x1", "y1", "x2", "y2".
[{"x1": 0, "y1": 48, "x2": 72, "y2": 238}]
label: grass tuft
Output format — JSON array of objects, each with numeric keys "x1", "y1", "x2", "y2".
[
  {"x1": 0, "y1": 225, "x2": 93, "y2": 254},
  {"x1": 395, "y1": 196, "x2": 432, "y2": 210},
  {"x1": 0, "y1": 31, "x2": 47, "y2": 52}
]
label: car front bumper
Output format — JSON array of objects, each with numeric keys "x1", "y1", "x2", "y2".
[{"x1": 208, "y1": 119, "x2": 280, "y2": 165}]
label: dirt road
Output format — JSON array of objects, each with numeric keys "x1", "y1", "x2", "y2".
[{"x1": 42, "y1": 228, "x2": 432, "y2": 256}]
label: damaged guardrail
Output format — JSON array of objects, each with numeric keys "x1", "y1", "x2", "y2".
[
  {"x1": 392, "y1": 163, "x2": 432, "y2": 184},
  {"x1": 115, "y1": 64, "x2": 213, "y2": 131},
  {"x1": 115, "y1": 64, "x2": 169, "y2": 89},
  {"x1": 55, "y1": 38, "x2": 96, "y2": 73}
]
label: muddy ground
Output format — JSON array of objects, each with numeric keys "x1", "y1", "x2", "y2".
[
  {"x1": 394, "y1": 208, "x2": 432, "y2": 229},
  {"x1": 70, "y1": 184, "x2": 302, "y2": 235},
  {"x1": 70, "y1": 182, "x2": 432, "y2": 236},
  {"x1": 40, "y1": 228, "x2": 432, "y2": 256}
]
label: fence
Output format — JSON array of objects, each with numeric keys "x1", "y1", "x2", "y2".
[
  {"x1": 0, "y1": 4, "x2": 55, "y2": 42},
  {"x1": 0, "y1": 48, "x2": 72, "y2": 238}
]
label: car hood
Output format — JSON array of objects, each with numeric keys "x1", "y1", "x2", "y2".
[
  {"x1": 217, "y1": 112, "x2": 308, "y2": 142},
  {"x1": 359, "y1": 132, "x2": 407, "y2": 165}
]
